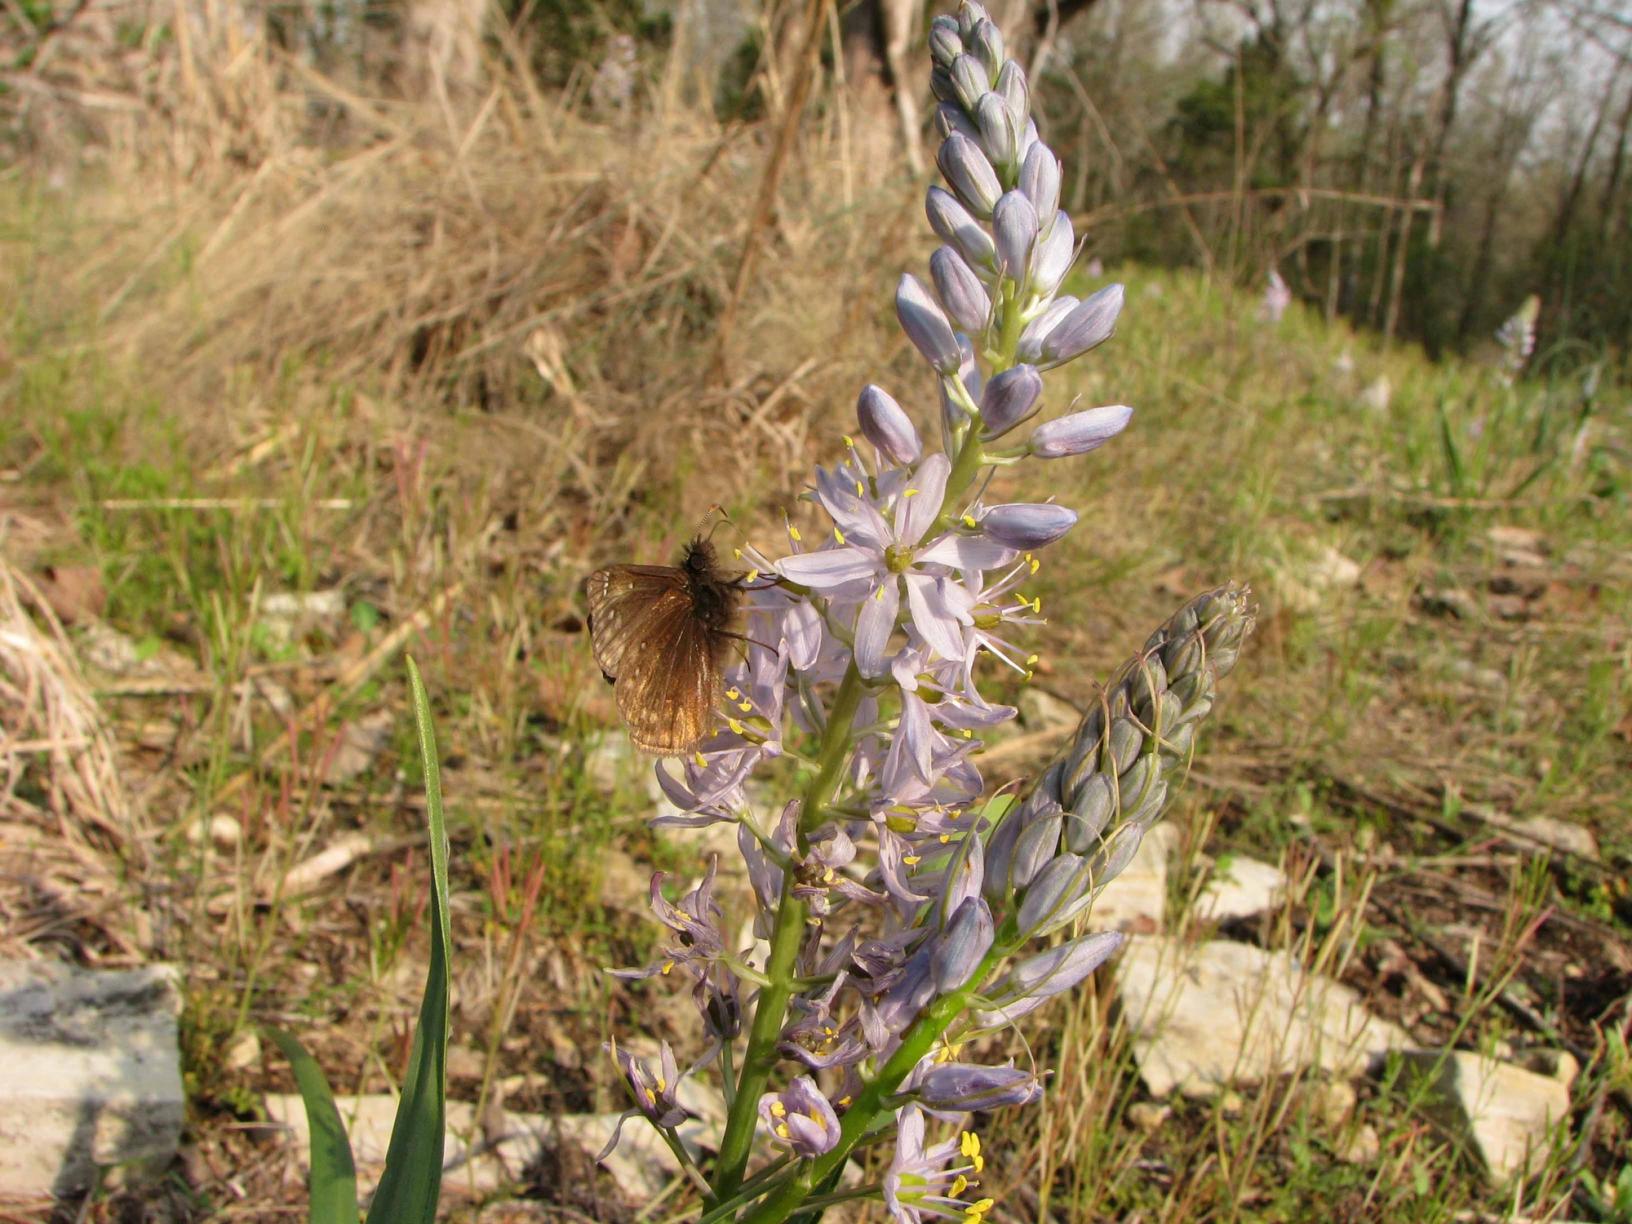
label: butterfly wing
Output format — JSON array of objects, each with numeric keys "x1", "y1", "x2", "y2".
[{"x1": 585, "y1": 565, "x2": 724, "y2": 754}]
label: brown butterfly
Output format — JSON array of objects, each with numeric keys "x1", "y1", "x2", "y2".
[{"x1": 584, "y1": 537, "x2": 744, "y2": 755}]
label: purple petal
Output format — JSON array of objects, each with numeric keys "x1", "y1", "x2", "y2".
[
  {"x1": 778, "y1": 547, "x2": 879, "y2": 588},
  {"x1": 1041, "y1": 283, "x2": 1124, "y2": 364},
  {"x1": 915, "y1": 533, "x2": 1019, "y2": 571},
  {"x1": 895, "y1": 452, "x2": 950, "y2": 545},
  {"x1": 857, "y1": 385, "x2": 922, "y2": 465},
  {"x1": 781, "y1": 598, "x2": 824, "y2": 670},
  {"x1": 853, "y1": 578, "x2": 901, "y2": 678},
  {"x1": 896, "y1": 274, "x2": 963, "y2": 374},
  {"x1": 904, "y1": 573, "x2": 969, "y2": 663}
]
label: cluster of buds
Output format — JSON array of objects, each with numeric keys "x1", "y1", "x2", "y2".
[{"x1": 602, "y1": 6, "x2": 1253, "y2": 1221}]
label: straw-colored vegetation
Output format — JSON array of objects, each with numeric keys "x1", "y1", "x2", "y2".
[{"x1": 2, "y1": 6, "x2": 1629, "y2": 1220}]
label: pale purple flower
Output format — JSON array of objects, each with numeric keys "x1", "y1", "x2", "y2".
[
  {"x1": 883, "y1": 1107, "x2": 990, "y2": 1223},
  {"x1": 974, "y1": 92, "x2": 1019, "y2": 169},
  {"x1": 776, "y1": 453, "x2": 1013, "y2": 676},
  {"x1": 1259, "y1": 269, "x2": 1292, "y2": 324},
  {"x1": 759, "y1": 1076, "x2": 841, "y2": 1158},
  {"x1": 598, "y1": 1039, "x2": 688, "y2": 1159},
  {"x1": 1018, "y1": 144, "x2": 1059, "y2": 227},
  {"x1": 991, "y1": 191, "x2": 1039, "y2": 284}
]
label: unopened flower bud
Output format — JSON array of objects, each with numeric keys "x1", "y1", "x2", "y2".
[
  {"x1": 970, "y1": 19, "x2": 1005, "y2": 81},
  {"x1": 1018, "y1": 117, "x2": 1040, "y2": 160},
  {"x1": 975, "y1": 92, "x2": 1019, "y2": 169},
  {"x1": 913, "y1": 1062, "x2": 1041, "y2": 1113},
  {"x1": 928, "y1": 16, "x2": 962, "y2": 67},
  {"x1": 937, "y1": 132, "x2": 1001, "y2": 218},
  {"x1": 935, "y1": 101, "x2": 980, "y2": 144},
  {"x1": 995, "y1": 61, "x2": 1029, "y2": 130},
  {"x1": 949, "y1": 53, "x2": 989, "y2": 113},
  {"x1": 1041, "y1": 283, "x2": 1124, "y2": 364},
  {"x1": 931, "y1": 896, "x2": 994, "y2": 992},
  {"x1": 927, "y1": 186, "x2": 996, "y2": 270},
  {"x1": 973, "y1": 932, "x2": 1125, "y2": 1026},
  {"x1": 957, "y1": 0, "x2": 988, "y2": 39},
  {"x1": 1030, "y1": 210, "x2": 1074, "y2": 295},
  {"x1": 1009, "y1": 812, "x2": 1061, "y2": 890},
  {"x1": 992, "y1": 191, "x2": 1038, "y2": 283},
  {"x1": 1017, "y1": 294, "x2": 1076, "y2": 361},
  {"x1": 1019, "y1": 144, "x2": 1060, "y2": 229},
  {"x1": 980, "y1": 364, "x2": 1043, "y2": 436},
  {"x1": 981, "y1": 502, "x2": 1078, "y2": 549},
  {"x1": 896, "y1": 274, "x2": 962, "y2": 374},
  {"x1": 930, "y1": 246, "x2": 991, "y2": 334},
  {"x1": 930, "y1": 65, "x2": 957, "y2": 104},
  {"x1": 1029, "y1": 404, "x2": 1133, "y2": 458},
  {"x1": 1017, "y1": 851, "x2": 1092, "y2": 935},
  {"x1": 857, "y1": 384, "x2": 922, "y2": 465}
]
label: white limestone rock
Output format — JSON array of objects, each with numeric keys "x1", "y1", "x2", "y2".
[
  {"x1": 1398, "y1": 1049, "x2": 1571, "y2": 1185},
  {"x1": 1195, "y1": 855, "x2": 1287, "y2": 923},
  {"x1": 0, "y1": 960, "x2": 184, "y2": 1198},
  {"x1": 1113, "y1": 936, "x2": 1409, "y2": 1098}
]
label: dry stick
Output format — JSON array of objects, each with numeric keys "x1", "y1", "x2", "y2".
[
  {"x1": 208, "y1": 581, "x2": 464, "y2": 811},
  {"x1": 708, "y1": 0, "x2": 831, "y2": 382},
  {"x1": 96, "y1": 497, "x2": 354, "y2": 511}
]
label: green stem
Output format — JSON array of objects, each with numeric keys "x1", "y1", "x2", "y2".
[{"x1": 713, "y1": 663, "x2": 866, "y2": 1198}]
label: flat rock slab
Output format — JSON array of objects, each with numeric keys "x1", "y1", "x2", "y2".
[
  {"x1": 1399, "y1": 1050, "x2": 1571, "y2": 1184},
  {"x1": 1114, "y1": 936, "x2": 1409, "y2": 1097},
  {"x1": 0, "y1": 960, "x2": 184, "y2": 1198},
  {"x1": 1195, "y1": 855, "x2": 1287, "y2": 923}
]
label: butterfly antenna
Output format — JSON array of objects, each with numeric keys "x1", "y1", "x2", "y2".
[{"x1": 697, "y1": 504, "x2": 733, "y2": 542}]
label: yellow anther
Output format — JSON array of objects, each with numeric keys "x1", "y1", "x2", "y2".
[
  {"x1": 835, "y1": 527, "x2": 846, "y2": 544},
  {"x1": 770, "y1": 1101, "x2": 787, "y2": 1118},
  {"x1": 856, "y1": 480, "x2": 866, "y2": 496},
  {"x1": 961, "y1": 1132, "x2": 981, "y2": 1160},
  {"x1": 661, "y1": 960, "x2": 675, "y2": 975},
  {"x1": 776, "y1": 1122, "x2": 790, "y2": 1139},
  {"x1": 733, "y1": 547, "x2": 744, "y2": 559},
  {"x1": 728, "y1": 718, "x2": 744, "y2": 735},
  {"x1": 904, "y1": 487, "x2": 921, "y2": 497},
  {"x1": 726, "y1": 687, "x2": 741, "y2": 700},
  {"x1": 645, "y1": 1088, "x2": 657, "y2": 1105},
  {"x1": 745, "y1": 568, "x2": 759, "y2": 583},
  {"x1": 656, "y1": 1077, "x2": 667, "y2": 1092},
  {"x1": 875, "y1": 585, "x2": 887, "y2": 601},
  {"x1": 843, "y1": 434, "x2": 855, "y2": 448},
  {"x1": 1026, "y1": 653, "x2": 1039, "y2": 666},
  {"x1": 738, "y1": 700, "x2": 753, "y2": 712},
  {"x1": 951, "y1": 1175, "x2": 969, "y2": 1196},
  {"x1": 938, "y1": 833, "x2": 951, "y2": 844},
  {"x1": 838, "y1": 1095, "x2": 852, "y2": 1108},
  {"x1": 788, "y1": 524, "x2": 802, "y2": 541},
  {"x1": 694, "y1": 751, "x2": 707, "y2": 767},
  {"x1": 962, "y1": 513, "x2": 978, "y2": 527},
  {"x1": 903, "y1": 853, "x2": 921, "y2": 866},
  {"x1": 1029, "y1": 557, "x2": 1040, "y2": 574}
]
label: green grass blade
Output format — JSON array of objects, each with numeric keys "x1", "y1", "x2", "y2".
[
  {"x1": 264, "y1": 1028, "x2": 361, "y2": 1224},
  {"x1": 367, "y1": 656, "x2": 453, "y2": 1223}
]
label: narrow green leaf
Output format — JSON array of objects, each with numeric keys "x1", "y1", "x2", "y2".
[
  {"x1": 264, "y1": 1028, "x2": 361, "y2": 1224},
  {"x1": 368, "y1": 657, "x2": 452, "y2": 1223}
]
